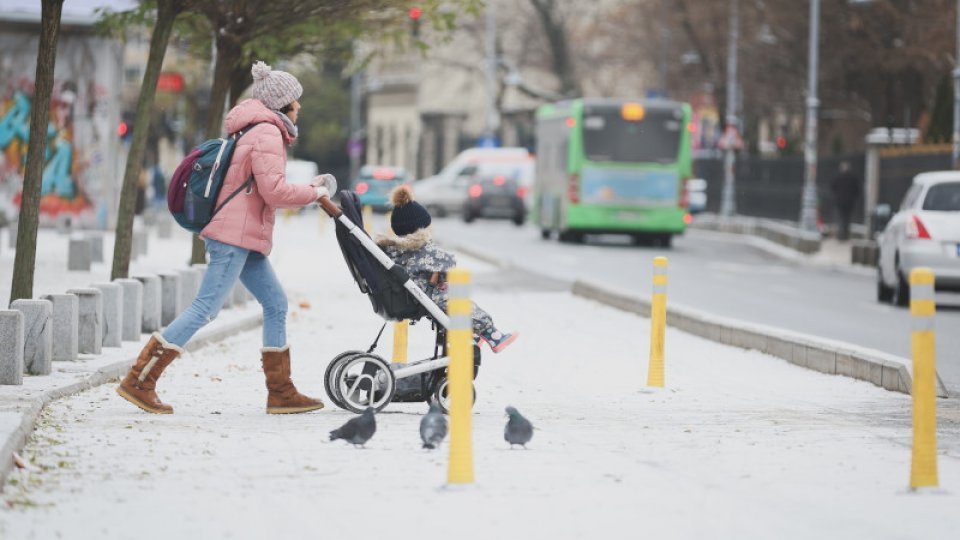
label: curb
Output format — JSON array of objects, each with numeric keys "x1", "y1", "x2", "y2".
[
  {"x1": 0, "y1": 310, "x2": 263, "y2": 488},
  {"x1": 571, "y1": 280, "x2": 948, "y2": 398},
  {"x1": 445, "y1": 241, "x2": 949, "y2": 399}
]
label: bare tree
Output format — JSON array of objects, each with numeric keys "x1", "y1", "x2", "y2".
[{"x1": 10, "y1": 0, "x2": 64, "y2": 303}]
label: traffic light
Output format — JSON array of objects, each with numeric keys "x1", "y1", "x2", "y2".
[
  {"x1": 119, "y1": 111, "x2": 135, "y2": 143},
  {"x1": 409, "y1": 6, "x2": 421, "y2": 38}
]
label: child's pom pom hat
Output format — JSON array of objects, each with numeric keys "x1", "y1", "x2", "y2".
[{"x1": 389, "y1": 186, "x2": 432, "y2": 236}]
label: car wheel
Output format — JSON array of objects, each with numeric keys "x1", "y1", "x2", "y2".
[
  {"x1": 558, "y1": 230, "x2": 584, "y2": 244},
  {"x1": 892, "y1": 266, "x2": 910, "y2": 307},
  {"x1": 513, "y1": 213, "x2": 525, "y2": 226},
  {"x1": 876, "y1": 266, "x2": 894, "y2": 303},
  {"x1": 463, "y1": 211, "x2": 476, "y2": 223},
  {"x1": 540, "y1": 228, "x2": 551, "y2": 240}
]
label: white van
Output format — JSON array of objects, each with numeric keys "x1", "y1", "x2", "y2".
[{"x1": 414, "y1": 147, "x2": 534, "y2": 216}]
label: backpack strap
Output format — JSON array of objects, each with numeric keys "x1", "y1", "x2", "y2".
[{"x1": 210, "y1": 122, "x2": 264, "y2": 218}]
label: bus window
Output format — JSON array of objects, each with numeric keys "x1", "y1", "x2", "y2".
[{"x1": 582, "y1": 108, "x2": 682, "y2": 164}]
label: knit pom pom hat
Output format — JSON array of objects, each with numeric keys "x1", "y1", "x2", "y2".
[
  {"x1": 389, "y1": 186, "x2": 431, "y2": 236},
  {"x1": 251, "y1": 61, "x2": 303, "y2": 110}
]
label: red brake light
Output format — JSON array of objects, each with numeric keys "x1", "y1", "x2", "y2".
[
  {"x1": 517, "y1": 186, "x2": 529, "y2": 199},
  {"x1": 372, "y1": 168, "x2": 396, "y2": 180},
  {"x1": 469, "y1": 184, "x2": 483, "y2": 198},
  {"x1": 565, "y1": 117, "x2": 576, "y2": 128},
  {"x1": 355, "y1": 181, "x2": 369, "y2": 195},
  {"x1": 683, "y1": 213, "x2": 693, "y2": 225},
  {"x1": 493, "y1": 175, "x2": 506, "y2": 186},
  {"x1": 568, "y1": 173, "x2": 580, "y2": 203},
  {"x1": 906, "y1": 214, "x2": 932, "y2": 239}
]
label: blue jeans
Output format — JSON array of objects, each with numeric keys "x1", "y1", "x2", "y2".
[{"x1": 161, "y1": 238, "x2": 288, "y2": 348}]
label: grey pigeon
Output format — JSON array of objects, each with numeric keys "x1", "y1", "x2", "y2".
[
  {"x1": 329, "y1": 407, "x2": 376, "y2": 447},
  {"x1": 420, "y1": 403, "x2": 448, "y2": 449},
  {"x1": 504, "y1": 406, "x2": 533, "y2": 448}
]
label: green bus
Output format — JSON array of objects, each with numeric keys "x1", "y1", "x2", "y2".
[{"x1": 534, "y1": 98, "x2": 693, "y2": 246}]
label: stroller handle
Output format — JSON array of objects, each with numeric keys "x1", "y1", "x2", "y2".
[{"x1": 317, "y1": 195, "x2": 342, "y2": 218}]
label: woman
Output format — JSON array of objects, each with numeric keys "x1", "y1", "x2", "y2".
[{"x1": 117, "y1": 61, "x2": 333, "y2": 415}]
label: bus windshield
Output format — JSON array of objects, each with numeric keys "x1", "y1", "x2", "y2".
[{"x1": 582, "y1": 107, "x2": 682, "y2": 164}]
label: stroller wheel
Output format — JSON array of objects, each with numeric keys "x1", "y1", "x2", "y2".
[
  {"x1": 324, "y1": 350, "x2": 365, "y2": 410},
  {"x1": 430, "y1": 377, "x2": 476, "y2": 414},
  {"x1": 330, "y1": 353, "x2": 396, "y2": 413}
]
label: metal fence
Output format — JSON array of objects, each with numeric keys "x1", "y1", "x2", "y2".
[{"x1": 694, "y1": 151, "x2": 952, "y2": 225}]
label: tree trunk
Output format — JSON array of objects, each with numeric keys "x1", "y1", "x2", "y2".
[
  {"x1": 529, "y1": 0, "x2": 581, "y2": 98},
  {"x1": 9, "y1": 0, "x2": 63, "y2": 304},
  {"x1": 229, "y1": 60, "x2": 254, "y2": 109},
  {"x1": 111, "y1": 0, "x2": 184, "y2": 280},
  {"x1": 191, "y1": 33, "x2": 241, "y2": 265}
]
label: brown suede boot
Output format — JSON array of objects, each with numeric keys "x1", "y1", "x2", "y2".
[
  {"x1": 261, "y1": 346, "x2": 324, "y2": 414},
  {"x1": 116, "y1": 333, "x2": 183, "y2": 414}
]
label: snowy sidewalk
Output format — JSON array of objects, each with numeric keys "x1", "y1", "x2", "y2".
[{"x1": 1, "y1": 212, "x2": 959, "y2": 539}]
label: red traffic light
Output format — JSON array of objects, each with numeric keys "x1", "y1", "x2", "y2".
[
  {"x1": 776, "y1": 135, "x2": 786, "y2": 149},
  {"x1": 118, "y1": 121, "x2": 129, "y2": 137},
  {"x1": 408, "y1": 7, "x2": 422, "y2": 19}
]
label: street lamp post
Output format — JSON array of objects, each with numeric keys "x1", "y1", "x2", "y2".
[
  {"x1": 483, "y1": 3, "x2": 499, "y2": 143},
  {"x1": 720, "y1": 0, "x2": 739, "y2": 217},
  {"x1": 799, "y1": 0, "x2": 821, "y2": 233}
]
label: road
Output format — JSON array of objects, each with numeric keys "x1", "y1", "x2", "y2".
[{"x1": 421, "y1": 217, "x2": 960, "y2": 394}]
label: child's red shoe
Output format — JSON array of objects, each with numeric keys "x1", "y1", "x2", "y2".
[{"x1": 480, "y1": 330, "x2": 518, "y2": 353}]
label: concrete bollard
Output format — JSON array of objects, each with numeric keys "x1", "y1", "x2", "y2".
[
  {"x1": 10, "y1": 299, "x2": 53, "y2": 375},
  {"x1": 86, "y1": 231, "x2": 104, "y2": 263},
  {"x1": 157, "y1": 216, "x2": 173, "y2": 239},
  {"x1": 159, "y1": 272, "x2": 182, "y2": 326},
  {"x1": 115, "y1": 279, "x2": 143, "y2": 341},
  {"x1": 0, "y1": 310, "x2": 25, "y2": 384},
  {"x1": 91, "y1": 282, "x2": 123, "y2": 348},
  {"x1": 67, "y1": 288, "x2": 102, "y2": 355},
  {"x1": 178, "y1": 268, "x2": 201, "y2": 315},
  {"x1": 68, "y1": 238, "x2": 93, "y2": 271},
  {"x1": 132, "y1": 228, "x2": 149, "y2": 259},
  {"x1": 231, "y1": 281, "x2": 248, "y2": 307},
  {"x1": 41, "y1": 293, "x2": 79, "y2": 362},
  {"x1": 134, "y1": 275, "x2": 162, "y2": 333}
]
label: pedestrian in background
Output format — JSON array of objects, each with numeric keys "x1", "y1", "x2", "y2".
[
  {"x1": 117, "y1": 61, "x2": 336, "y2": 416},
  {"x1": 830, "y1": 161, "x2": 861, "y2": 241}
]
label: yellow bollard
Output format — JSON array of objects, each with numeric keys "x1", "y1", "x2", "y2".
[
  {"x1": 909, "y1": 267, "x2": 938, "y2": 490},
  {"x1": 392, "y1": 321, "x2": 408, "y2": 364},
  {"x1": 363, "y1": 205, "x2": 373, "y2": 235},
  {"x1": 446, "y1": 267, "x2": 474, "y2": 484},
  {"x1": 647, "y1": 256, "x2": 668, "y2": 387}
]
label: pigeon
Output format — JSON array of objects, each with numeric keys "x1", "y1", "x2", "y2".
[
  {"x1": 420, "y1": 403, "x2": 448, "y2": 449},
  {"x1": 504, "y1": 406, "x2": 533, "y2": 448},
  {"x1": 329, "y1": 407, "x2": 377, "y2": 447}
]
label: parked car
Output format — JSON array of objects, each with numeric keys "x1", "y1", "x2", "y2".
[
  {"x1": 876, "y1": 171, "x2": 960, "y2": 306},
  {"x1": 353, "y1": 165, "x2": 411, "y2": 211},
  {"x1": 414, "y1": 147, "x2": 534, "y2": 216},
  {"x1": 463, "y1": 174, "x2": 526, "y2": 226}
]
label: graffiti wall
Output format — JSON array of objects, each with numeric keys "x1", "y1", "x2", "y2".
[{"x1": 0, "y1": 22, "x2": 122, "y2": 222}]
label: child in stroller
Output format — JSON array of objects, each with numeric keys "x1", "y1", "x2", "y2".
[{"x1": 376, "y1": 186, "x2": 518, "y2": 353}]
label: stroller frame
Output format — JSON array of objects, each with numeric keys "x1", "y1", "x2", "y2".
[{"x1": 319, "y1": 192, "x2": 480, "y2": 413}]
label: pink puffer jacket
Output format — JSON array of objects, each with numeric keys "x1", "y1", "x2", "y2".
[{"x1": 200, "y1": 99, "x2": 317, "y2": 255}]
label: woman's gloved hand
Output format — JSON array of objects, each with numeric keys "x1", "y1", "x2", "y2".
[{"x1": 310, "y1": 173, "x2": 337, "y2": 195}]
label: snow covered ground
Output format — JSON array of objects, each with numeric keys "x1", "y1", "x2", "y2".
[{"x1": 1, "y1": 211, "x2": 959, "y2": 539}]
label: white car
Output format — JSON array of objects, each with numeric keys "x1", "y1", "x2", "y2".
[
  {"x1": 877, "y1": 171, "x2": 960, "y2": 305},
  {"x1": 414, "y1": 147, "x2": 534, "y2": 216}
]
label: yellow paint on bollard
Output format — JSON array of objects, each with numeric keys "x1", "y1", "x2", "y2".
[
  {"x1": 647, "y1": 256, "x2": 668, "y2": 387},
  {"x1": 446, "y1": 267, "x2": 474, "y2": 484},
  {"x1": 363, "y1": 205, "x2": 373, "y2": 235},
  {"x1": 909, "y1": 267, "x2": 938, "y2": 489},
  {"x1": 392, "y1": 321, "x2": 408, "y2": 364}
]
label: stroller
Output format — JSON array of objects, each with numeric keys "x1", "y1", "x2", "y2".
[{"x1": 318, "y1": 191, "x2": 481, "y2": 413}]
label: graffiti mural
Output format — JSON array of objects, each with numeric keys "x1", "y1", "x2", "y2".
[
  {"x1": 1, "y1": 81, "x2": 91, "y2": 214},
  {"x1": 0, "y1": 20, "x2": 122, "y2": 221}
]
